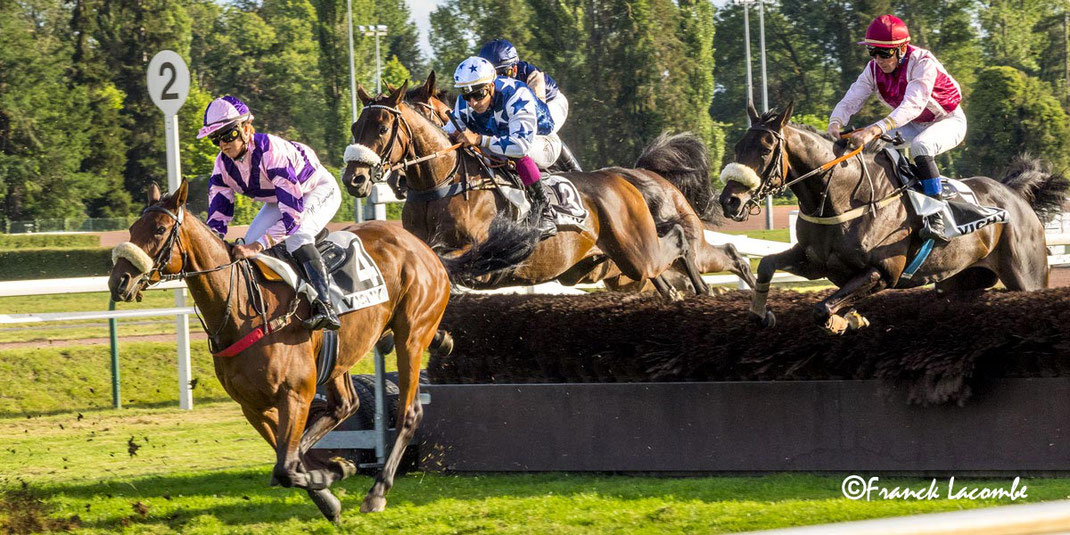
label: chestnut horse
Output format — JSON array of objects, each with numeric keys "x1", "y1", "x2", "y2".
[
  {"x1": 720, "y1": 102, "x2": 1067, "y2": 333},
  {"x1": 342, "y1": 74, "x2": 752, "y2": 296},
  {"x1": 108, "y1": 181, "x2": 450, "y2": 521}
]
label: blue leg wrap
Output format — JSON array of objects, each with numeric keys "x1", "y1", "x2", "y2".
[{"x1": 920, "y1": 177, "x2": 942, "y2": 197}]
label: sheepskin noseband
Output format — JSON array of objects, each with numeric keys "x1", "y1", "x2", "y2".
[
  {"x1": 112, "y1": 242, "x2": 154, "y2": 274},
  {"x1": 719, "y1": 162, "x2": 762, "y2": 191},
  {"x1": 344, "y1": 143, "x2": 381, "y2": 165}
]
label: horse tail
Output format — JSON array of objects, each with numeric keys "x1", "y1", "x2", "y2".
[
  {"x1": 635, "y1": 132, "x2": 723, "y2": 224},
  {"x1": 998, "y1": 154, "x2": 1070, "y2": 225},
  {"x1": 436, "y1": 210, "x2": 541, "y2": 283}
]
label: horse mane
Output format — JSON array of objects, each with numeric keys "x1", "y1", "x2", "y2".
[
  {"x1": 756, "y1": 109, "x2": 883, "y2": 154},
  {"x1": 634, "y1": 132, "x2": 723, "y2": 223}
]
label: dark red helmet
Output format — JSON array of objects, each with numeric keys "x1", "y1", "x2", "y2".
[{"x1": 858, "y1": 14, "x2": 910, "y2": 48}]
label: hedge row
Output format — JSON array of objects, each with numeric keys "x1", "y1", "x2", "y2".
[
  {"x1": 0, "y1": 234, "x2": 100, "y2": 250},
  {"x1": 0, "y1": 248, "x2": 112, "y2": 280}
]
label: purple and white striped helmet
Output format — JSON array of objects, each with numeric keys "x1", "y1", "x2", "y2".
[{"x1": 196, "y1": 96, "x2": 254, "y2": 139}]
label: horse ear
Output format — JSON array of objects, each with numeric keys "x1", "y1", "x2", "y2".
[
  {"x1": 172, "y1": 179, "x2": 189, "y2": 208},
  {"x1": 747, "y1": 100, "x2": 760, "y2": 125},
  {"x1": 384, "y1": 81, "x2": 397, "y2": 94},
  {"x1": 388, "y1": 80, "x2": 409, "y2": 107},
  {"x1": 777, "y1": 100, "x2": 795, "y2": 130},
  {"x1": 420, "y1": 70, "x2": 437, "y2": 100},
  {"x1": 357, "y1": 85, "x2": 373, "y2": 105},
  {"x1": 148, "y1": 183, "x2": 161, "y2": 205}
]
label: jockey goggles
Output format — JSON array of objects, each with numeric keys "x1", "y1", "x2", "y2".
[
  {"x1": 867, "y1": 46, "x2": 897, "y2": 59},
  {"x1": 209, "y1": 124, "x2": 243, "y2": 145},
  {"x1": 462, "y1": 85, "x2": 491, "y2": 102}
]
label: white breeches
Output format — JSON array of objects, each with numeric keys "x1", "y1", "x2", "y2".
[
  {"x1": 891, "y1": 106, "x2": 967, "y2": 158},
  {"x1": 546, "y1": 93, "x2": 569, "y2": 135},
  {"x1": 245, "y1": 169, "x2": 341, "y2": 253},
  {"x1": 528, "y1": 132, "x2": 563, "y2": 169}
]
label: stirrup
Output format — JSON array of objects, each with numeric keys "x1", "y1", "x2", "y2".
[{"x1": 918, "y1": 216, "x2": 949, "y2": 244}]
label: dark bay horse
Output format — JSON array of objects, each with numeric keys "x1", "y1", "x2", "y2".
[
  {"x1": 343, "y1": 74, "x2": 752, "y2": 297},
  {"x1": 720, "y1": 102, "x2": 1067, "y2": 334},
  {"x1": 108, "y1": 181, "x2": 450, "y2": 520}
]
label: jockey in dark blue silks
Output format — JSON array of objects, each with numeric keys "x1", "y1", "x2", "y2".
[
  {"x1": 444, "y1": 56, "x2": 561, "y2": 238},
  {"x1": 478, "y1": 38, "x2": 583, "y2": 172}
]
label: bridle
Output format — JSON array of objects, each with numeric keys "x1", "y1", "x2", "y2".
[
  {"x1": 739, "y1": 125, "x2": 865, "y2": 217},
  {"x1": 117, "y1": 203, "x2": 297, "y2": 356}
]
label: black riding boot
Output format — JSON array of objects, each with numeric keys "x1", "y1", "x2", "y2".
[
  {"x1": 554, "y1": 142, "x2": 583, "y2": 172},
  {"x1": 525, "y1": 180, "x2": 558, "y2": 239},
  {"x1": 914, "y1": 155, "x2": 950, "y2": 244},
  {"x1": 292, "y1": 244, "x2": 341, "y2": 331}
]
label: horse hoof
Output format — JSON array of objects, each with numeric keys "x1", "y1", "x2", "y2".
[
  {"x1": 844, "y1": 310, "x2": 870, "y2": 330},
  {"x1": 762, "y1": 310, "x2": 776, "y2": 328},
  {"x1": 822, "y1": 314, "x2": 848, "y2": 335},
  {"x1": 307, "y1": 488, "x2": 342, "y2": 524},
  {"x1": 329, "y1": 456, "x2": 357, "y2": 481},
  {"x1": 668, "y1": 288, "x2": 684, "y2": 302},
  {"x1": 360, "y1": 495, "x2": 387, "y2": 513}
]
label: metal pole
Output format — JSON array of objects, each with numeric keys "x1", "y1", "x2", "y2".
[
  {"x1": 759, "y1": 0, "x2": 773, "y2": 230},
  {"x1": 374, "y1": 31, "x2": 383, "y2": 95},
  {"x1": 109, "y1": 300, "x2": 121, "y2": 409},
  {"x1": 373, "y1": 346, "x2": 387, "y2": 465},
  {"x1": 742, "y1": 2, "x2": 753, "y2": 107},
  {"x1": 347, "y1": 0, "x2": 363, "y2": 224},
  {"x1": 164, "y1": 113, "x2": 193, "y2": 410}
]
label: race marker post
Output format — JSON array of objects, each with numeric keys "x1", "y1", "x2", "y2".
[{"x1": 147, "y1": 50, "x2": 194, "y2": 410}]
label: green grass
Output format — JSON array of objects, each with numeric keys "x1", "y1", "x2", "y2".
[
  {"x1": 1, "y1": 403, "x2": 1068, "y2": 533},
  {"x1": 0, "y1": 340, "x2": 388, "y2": 416},
  {"x1": 0, "y1": 234, "x2": 99, "y2": 250},
  {"x1": 723, "y1": 228, "x2": 791, "y2": 242}
]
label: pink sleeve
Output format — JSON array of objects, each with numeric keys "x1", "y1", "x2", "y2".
[
  {"x1": 206, "y1": 157, "x2": 235, "y2": 239},
  {"x1": 829, "y1": 65, "x2": 876, "y2": 128},
  {"x1": 256, "y1": 144, "x2": 307, "y2": 247},
  {"x1": 883, "y1": 57, "x2": 939, "y2": 132}
]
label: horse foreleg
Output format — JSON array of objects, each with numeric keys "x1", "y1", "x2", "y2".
[
  {"x1": 677, "y1": 254, "x2": 711, "y2": 295},
  {"x1": 299, "y1": 372, "x2": 359, "y2": 455},
  {"x1": 362, "y1": 327, "x2": 427, "y2": 513},
  {"x1": 270, "y1": 385, "x2": 316, "y2": 489},
  {"x1": 751, "y1": 245, "x2": 813, "y2": 327},
  {"x1": 814, "y1": 267, "x2": 887, "y2": 335}
]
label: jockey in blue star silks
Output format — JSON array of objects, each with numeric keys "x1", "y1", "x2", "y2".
[
  {"x1": 444, "y1": 56, "x2": 561, "y2": 238},
  {"x1": 478, "y1": 38, "x2": 583, "y2": 171},
  {"x1": 198, "y1": 95, "x2": 342, "y2": 330}
]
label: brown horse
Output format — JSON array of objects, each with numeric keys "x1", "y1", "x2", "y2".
[
  {"x1": 342, "y1": 74, "x2": 751, "y2": 296},
  {"x1": 720, "y1": 102, "x2": 1067, "y2": 333},
  {"x1": 108, "y1": 181, "x2": 450, "y2": 521}
]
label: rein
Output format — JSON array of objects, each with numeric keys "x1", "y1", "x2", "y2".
[
  {"x1": 741, "y1": 127, "x2": 901, "y2": 225},
  {"x1": 123, "y1": 204, "x2": 300, "y2": 357},
  {"x1": 355, "y1": 103, "x2": 463, "y2": 191}
]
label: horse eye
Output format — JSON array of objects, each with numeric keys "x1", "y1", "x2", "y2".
[
  {"x1": 379, "y1": 125, "x2": 388, "y2": 134},
  {"x1": 154, "y1": 226, "x2": 166, "y2": 236}
]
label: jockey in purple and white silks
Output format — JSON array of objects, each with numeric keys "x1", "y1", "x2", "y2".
[
  {"x1": 828, "y1": 14, "x2": 966, "y2": 243},
  {"x1": 198, "y1": 95, "x2": 342, "y2": 330},
  {"x1": 478, "y1": 38, "x2": 582, "y2": 171},
  {"x1": 444, "y1": 56, "x2": 561, "y2": 238}
]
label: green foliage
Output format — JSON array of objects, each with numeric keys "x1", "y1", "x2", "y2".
[
  {"x1": 0, "y1": 248, "x2": 112, "y2": 280},
  {"x1": 0, "y1": 235, "x2": 99, "y2": 250},
  {"x1": 381, "y1": 55, "x2": 412, "y2": 88},
  {"x1": 960, "y1": 66, "x2": 1070, "y2": 176}
]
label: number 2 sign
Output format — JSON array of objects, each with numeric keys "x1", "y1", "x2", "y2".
[{"x1": 147, "y1": 50, "x2": 189, "y2": 116}]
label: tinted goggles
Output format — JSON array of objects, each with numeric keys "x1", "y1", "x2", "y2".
[
  {"x1": 463, "y1": 86, "x2": 491, "y2": 102},
  {"x1": 209, "y1": 125, "x2": 242, "y2": 145},
  {"x1": 867, "y1": 46, "x2": 896, "y2": 59}
]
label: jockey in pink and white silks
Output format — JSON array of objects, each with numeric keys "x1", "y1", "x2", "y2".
[
  {"x1": 198, "y1": 96, "x2": 342, "y2": 330},
  {"x1": 444, "y1": 56, "x2": 561, "y2": 238},
  {"x1": 828, "y1": 14, "x2": 966, "y2": 243}
]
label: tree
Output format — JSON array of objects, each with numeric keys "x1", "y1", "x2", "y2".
[{"x1": 959, "y1": 66, "x2": 1070, "y2": 176}]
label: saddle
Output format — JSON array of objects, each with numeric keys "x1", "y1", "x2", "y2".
[
  {"x1": 479, "y1": 155, "x2": 589, "y2": 231},
  {"x1": 880, "y1": 147, "x2": 1008, "y2": 240},
  {"x1": 252, "y1": 229, "x2": 389, "y2": 316}
]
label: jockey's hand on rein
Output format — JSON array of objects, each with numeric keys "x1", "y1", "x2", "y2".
[
  {"x1": 454, "y1": 129, "x2": 482, "y2": 148},
  {"x1": 232, "y1": 242, "x2": 264, "y2": 260}
]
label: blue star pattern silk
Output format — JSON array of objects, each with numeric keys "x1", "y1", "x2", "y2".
[{"x1": 444, "y1": 76, "x2": 555, "y2": 159}]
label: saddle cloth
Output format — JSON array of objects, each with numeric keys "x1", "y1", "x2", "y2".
[
  {"x1": 252, "y1": 230, "x2": 389, "y2": 316},
  {"x1": 497, "y1": 175, "x2": 590, "y2": 230},
  {"x1": 883, "y1": 148, "x2": 1009, "y2": 240}
]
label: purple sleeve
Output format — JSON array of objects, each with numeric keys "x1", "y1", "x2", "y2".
[{"x1": 205, "y1": 158, "x2": 235, "y2": 239}]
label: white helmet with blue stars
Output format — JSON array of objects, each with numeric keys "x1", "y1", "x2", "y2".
[{"x1": 453, "y1": 56, "x2": 496, "y2": 93}]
